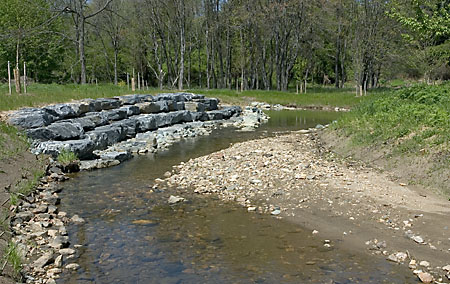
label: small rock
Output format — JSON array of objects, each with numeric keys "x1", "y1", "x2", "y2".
[
  {"x1": 54, "y1": 255, "x2": 63, "y2": 268},
  {"x1": 271, "y1": 209, "x2": 281, "y2": 216},
  {"x1": 247, "y1": 207, "x2": 257, "y2": 212},
  {"x1": 387, "y1": 252, "x2": 408, "y2": 263},
  {"x1": 442, "y1": 264, "x2": 450, "y2": 272},
  {"x1": 164, "y1": 171, "x2": 172, "y2": 178},
  {"x1": 419, "y1": 261, "x2": 430, "y2": 267},
  {"x1": 168, "y1": 195, "x2": 185, "y2": 204},
  {"x1": 312, "y1": 230, "x2": 319, "y2": 235},
  {"x1": 412, "y1": 235, "x2": 424, "y2": 244},
  {"x1": 71, "y1": 215, "x2": 85, "y2": 224},
  {"x1": 59, "y1": 248, "x2": 76, "y2": 255},
  {"x1": 409, "y1": 259, "x2": 417, "y2": 269},
  {"x1": 65, "y1": 263, "x2": 80, "y2": 271},
  {"x1": 417, "y1": 272, "x2": 433, "y2": 283},
  {"x1": 32, "y1": 252, "x2": 54, "y2": 269}
]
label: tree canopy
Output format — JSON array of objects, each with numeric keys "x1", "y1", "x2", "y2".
[{"x1": 0, "y1": 0, "x2": 448, "y2": 91}]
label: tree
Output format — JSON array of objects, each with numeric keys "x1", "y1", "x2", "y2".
[{"x1": 58, "y1": 0, "x2": 114, "y2": 84}]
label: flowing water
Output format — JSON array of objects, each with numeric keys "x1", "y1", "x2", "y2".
[{"x1": 57, "y1": 110, "x2": 415, "y2": 283}]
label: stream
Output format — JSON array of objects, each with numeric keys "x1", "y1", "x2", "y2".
[{"x1": 57, "y1": 110, "x2": 415, "y2": 283}]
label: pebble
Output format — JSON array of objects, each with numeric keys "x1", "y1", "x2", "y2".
[
  {"x1": 419, "y1": 261, "x2": 430, "y2": 268},
  {"x1": 442, "y1": 265, "x2": 450, "y2": 272},
  {"x1": 412, "y1": 235, "x2": 424, "y2": 244},
  {"x1": 271, "y1": 209, "x2": 281, "y2": 216},
  {"x1": 65, "y1": 263, "x2": 80, "y2": 271},
  {"x1": 417, "y1": 272, "x2": 433, "y2": 283},
  {"x1": 247, "y1": 207, "x2": 257, "y2": 212},
  {"x1": 71, "y1": 215, "x2": 86, "y2": 224},
  {"x1": 168, "y1": 195, "x2": 185, "y2": 204}
]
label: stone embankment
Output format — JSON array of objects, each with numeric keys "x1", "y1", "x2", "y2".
[
  {"x1": 7, "y1": 93, "x2": 254, "y2": 170},
  {"x1": 164, "y1": 128, "x2": 450, "y2": 284},
  {"x1": 6, "y1": 93, "x2": 269, "y2": 283}
]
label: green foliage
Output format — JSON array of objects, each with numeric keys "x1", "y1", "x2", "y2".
[
  {"x1": 335, "y1": 83, "x2": 450, "y2": 153},
  {"x1": 57, "y1": 149, "x2": 78, "y2": 165},
  {"x1": 3, "y1": 241, "x2": 22, "y2": 279}
]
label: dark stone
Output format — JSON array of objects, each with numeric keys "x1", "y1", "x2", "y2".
[
  {"x1": 184, "y1": 102, "x2": 206, "y2": 112},
  {"x1": 14, "y1": 211, "x2": 33, "y2": 222},
  {"x1": 8, "y1": 108, "x2": 55, "y2": 129},
  {"x1": 120, "y1": 105, "x2": 140, "y2": 116},
  {"x1": 86, "y1": 125, "x2": 127, "y2": 150},
  {"x1": 136, "y1": 115, "x2": 158, "y2": 132},
  {"x1": 207, "y1": 110, "x2": 224, "y2": 120},
  {"x1": 27, "y1": 122, "x2": 84, "y2": 141},
  {"x1": 191, "y1": 112, "x2": 209, "y2": 121},
  {"x1": 31, "y1": 139, "x2": 96, "y2": 159},
  {"x1": 115, "y1": 94, "x2": 148, "y2": 105},
  {"x1": 103, "y1": 108, "x2": 128, "y2": 121},
  {"x1": 168, "y1": 111, "x2": 193, "y2": 124},
  {"x1": 91, "y1": 98, "x2": 121, "y2": 111},
  {"x1": 61, "y1": 112, "x2": 108, "y2": 131},
  {"x1": 111, "y1": 118, "x2": 139, "y2": 138},
  {"x1": 44, "y1": 104, "x2": 80, "y2": 120},
  {"x1": 153, "y1": 113, "x2": 173, "y2": 128},
  {"x1": 137, "y1": 101, "x2": 169, "y2": 114}
]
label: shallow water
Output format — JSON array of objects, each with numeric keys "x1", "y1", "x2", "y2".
[{"x1": 57, "y1": 110, "x2": 415, "y2": 283}]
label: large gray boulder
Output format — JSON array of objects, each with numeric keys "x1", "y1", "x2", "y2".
[
  {"x1": 32, "y1": 139, "x2": 96, "y2": 159},
  {"x1": 103, "y1": 108, "x2": 128, "y2": 121},
  {"x1": 61, "y1": 112, "x2": 108, "y2": 131},
  {"x1": 153, "y1": 113, "x2": 173, "y2": 128},
  {"x1": 111, "y1": 118, "x2": 139, "y2": 139},
  {"x1": 137, "y1": 101, "x2": 169, "y2": 114},
  {"x1": 8, "y1": 108, "x2": 55, "y2": 129},
  {"x1": 154, "y1": 93, "x2": 186, "y2": 102},
  {"x1": 195, "y1": 98, "x2": 219, "y2": 111},
  {"x1": 44, "y1": 104, "x2": 81, "y2": 120},
  {"x1": 184, "y1": 102, "x2": 206, "y2": 112},
  {"x1": 120, "y1": 105, "x2": 140, "y2": 116},
  {"x1": 168, "y1": 111, "x2": 193, "y2": 124},
  {"x1": 136, "y1": 115, "x2": 157, "y2": 132},
  {"x1": 27, "y1": 122, "x2": 84, "y2": 141},
  {"x1": 191, "y1": 112, "x2": 209, "y2": 121},
  {"x1": 86, "y1": 125, "x2": 127, "y2": 150},
  {"x1": 207, "y1": 110, "x2": 224, "y2": 120},
  {"x1": 87, "y1": 98, "x2": 121, "y2": 111},
  {"x1": 115, "y1": 94, "x2": 152, "y2": 105}
]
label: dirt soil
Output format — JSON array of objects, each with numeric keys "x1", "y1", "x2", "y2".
[
  {"x1": 165, "y1": 129, "x2": 450, "y2": 283},
  {"x1": 0, "y1": 134, "x2": 46, "y2": 283}
]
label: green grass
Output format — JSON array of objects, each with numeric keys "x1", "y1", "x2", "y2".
[
  {"x1": 0, "y1": 83, "x2": 166, "y2": 111},
  {"x1": 3, "y1": 241, "x2": 22, "y2": 279},
  {"x1": 333, "y1": 83, "x2": 450, "y2": 153},
  {"x1": 10, "y1": 168, "x2": 45, "y2": 206},
  {"x1": 0, "y1": 122, "x2": 29, "y2": 161},
  {"x1": 0, "y1": 83, "x2": 365, "y2": 112},
  {"x1": 57, "y1": 149, "x2": 78, "y2": 164},
  {"x1": 189, "y1": 86, "x2": 363, "y2": 108}
]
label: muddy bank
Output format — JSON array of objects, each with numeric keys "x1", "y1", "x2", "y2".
[{"x1": 165, "y1": 129, "x2": 450, "y2": 283}]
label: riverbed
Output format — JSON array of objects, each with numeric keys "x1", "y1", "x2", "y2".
[{"x1": 56, "y1": 110, "x2": 416, "y2": 283}]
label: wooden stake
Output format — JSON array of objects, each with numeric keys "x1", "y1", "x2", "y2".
[
  {"x1": 7, "y1": 61, "x2": 11, "y2": 95},
  {"x1": 23, "y1": 62, "x2": 27, "y2": 94},
  {"x1": 137, "y1": 72, "x2": 140, "y2": 90},
  {"x1": 131, "y1": 78, "x2": 136, "y2": 91}
]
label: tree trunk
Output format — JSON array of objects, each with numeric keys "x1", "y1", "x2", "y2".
[
  {"x1": 79, "y1": 15, "x2": 87, "y2": 85},
  {"x1": 113, "y1": 49, "x2": 118, "y2": 85}
]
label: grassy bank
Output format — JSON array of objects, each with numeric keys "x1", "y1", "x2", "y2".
[
  {"x1": 0, "y1": 83, "x2": 362, "y2": 112},
  {"x1": 328, "y1": 83, "x2": 450, "y2": 196},
  {"x1": 189, "y1": 87, "x2": 361, "y2": 108}
]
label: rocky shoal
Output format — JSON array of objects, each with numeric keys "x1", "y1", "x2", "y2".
[{"x1": 163, "y1": 127, "x2": 450, "y2": 284}]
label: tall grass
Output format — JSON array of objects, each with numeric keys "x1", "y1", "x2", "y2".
[{"x1": 334, "y1": 83, "x2": 450, "y2": 153}]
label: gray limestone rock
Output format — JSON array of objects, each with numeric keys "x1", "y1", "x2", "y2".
[
  {"x1": 44, "y1": 104, "x2": 80, "y2": 120},
  {"x1": 27, "y1": 122, "x2": 84, "y2": 141},
  {"x1": 120, "y1": 105, "x2": 140, "y2": 116},
  {"x1": 32, "y1": 139, "x2": 96, "y2": 159},
  {"x1": 8, "y1": 108, "x2": 55, "y2": 129},
  {"x1": 136, "y1": 115, "x2": 157, "y2": 132},
  {"x1": 86, "y1": 125, "x2": 127, "y2": 150},
  {"x1": 137, "y1": 101, "x2": 169, "y2": 114},
  {"x1": 103, "y1": 108, "x2": 128, "y2": 121},
  {"x1": 98, "y1": 150, "x2": 132, "y2": 162}
]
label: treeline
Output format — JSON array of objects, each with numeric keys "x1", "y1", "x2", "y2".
[{"x1": 0, "y1": 0, "x2": 449, "y2": 94}]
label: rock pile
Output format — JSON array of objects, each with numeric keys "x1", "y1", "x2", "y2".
[{"x1": 8, "y1": 93, "x2": 243, "y2": 169}]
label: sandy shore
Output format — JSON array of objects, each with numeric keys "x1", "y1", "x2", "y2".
[{"x1": 164, "y1": 129, "x2": 450, "y2": 283}]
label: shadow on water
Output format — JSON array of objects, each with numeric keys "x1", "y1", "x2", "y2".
[{"x1": 57, "y1": 110, "x2": 415, "y2": 283}]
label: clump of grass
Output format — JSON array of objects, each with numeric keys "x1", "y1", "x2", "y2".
[
  {"x1": 0, "y1": 122, "x2": 29, "y2": 161},
  {"x1": 2, "y1": 241, "x2": 22, "y2": 280},
  {"x1": 9, "y1": 169, "x2": 45, "y2": 206},
  {"x1": 57, "y1": 149, "x2": 78, "y2": 165}
]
